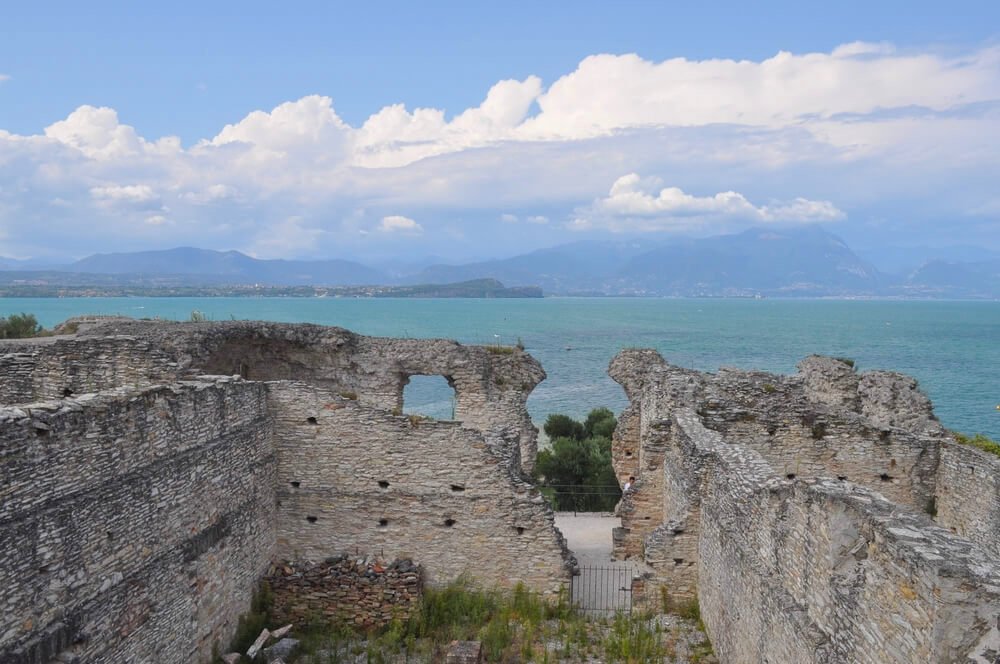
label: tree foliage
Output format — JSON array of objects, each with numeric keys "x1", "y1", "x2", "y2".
[
  {"x1": 0, "y1": 313, "x2": 43, "y2": 339},
  {"x1": 535, "y1": 408, "x2": 621, "y2": 511}
]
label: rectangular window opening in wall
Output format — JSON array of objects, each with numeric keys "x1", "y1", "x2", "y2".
[{"x1": 403, "y1": 374, "x2": 458, "y2": 421}]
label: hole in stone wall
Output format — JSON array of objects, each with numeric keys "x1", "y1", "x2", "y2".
[
  {"x1": 38, "y1": 565, "x2": 50, "y2": 574},
  {"x1": 837, "y1": 476, "x2": 847, "y2": 481},
  {"x1": 62, "y1": 388, "x2": 74, "y2": 398},
  {"x1": 625, "y1": 450, "x2": 633, "y2": 458},
  {"x1": 890, "y1": 458, "x2": 897, "y2": 468},
  {"x1": 450, "y1": 484, "x2": 465, "y2": 492},
  {"x1": 879, "y1": 430, "x2": 891, "y2": 442},
  {"x1": 290, "y1": 481, "x2": 301, "y2": 488},
  {"x1": 106, "y1": 531, "x2": 113, "y2": 541},
  {"x1": 786, "y1": 473, "x2": 796, "y2": 480},
  {"x1": 306, "y1": 417, "x2": 318, "y2": 425},
  {"x1": 403, "y1": 375, "x2": 458, "y2": 421},
  {"x1": 516, "y1": 526, "x2": 525, "y2": 535},
  {"x1": 879, "y1": 473, "x2": 893, "y2": 482},
  {"x1": 671, "y1": 527, "x2": 685, "y2": 535},
  {"x1": 444, "y1": 518, "x2": 456, "y2": 528},
  {"x1": 378, "y1": 518, "x2": 388, "y2": 527},
  {"x1": 378, "y1": 480, "x2": 390, "y2": 489},
  {"x1": 306, "y1": 516, "x2": 318, "y2": 523},
  {"x1": 673, "y1": 558, "x2": 684, "y2": 566},
  {"x1": 34, "y1": 426, "x2": 49, "y2": 437}
]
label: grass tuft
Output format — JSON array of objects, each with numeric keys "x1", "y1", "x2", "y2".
[{"x1": 953, "y1": 431, "x2": 1000, "y2": 458}]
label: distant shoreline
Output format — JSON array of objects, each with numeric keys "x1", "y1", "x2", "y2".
[{"x1": 0, "y1": 290, "x2": 997, "y2": 301}]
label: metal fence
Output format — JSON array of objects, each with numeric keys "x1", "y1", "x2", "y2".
[{"x1": 570, "y1": 564, "x2": 633, "y2": 616}]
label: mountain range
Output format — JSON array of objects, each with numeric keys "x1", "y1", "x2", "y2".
[{"x1": 1, "y1": 228, "x2": 997, "y2": 298}]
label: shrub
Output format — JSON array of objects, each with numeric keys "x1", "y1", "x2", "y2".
[
  {"x1": 0, "y1": 313, "x2": 43, "y2": 339},
  {"x1": 953, "y1": 432, "x2": 1000, "y2": 457},
  {"x1": 485, "y1": 345, "x2": 514, "y2": 355},
  {"x1": 544, "y1": 414, "x2": 585, "y2": 441},
  {"x1": 536, "y1": 408, "x2": 621, "y2": 511}
]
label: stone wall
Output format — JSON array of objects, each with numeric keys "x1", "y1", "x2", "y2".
[
  {"x1": 267, "y1": 557, "x2": 422, "y2": 629},
  {"x1": 937, "y1": 438, "x2": 1000, "y2": 559},
  {"x1": 680, "y1": 409, "x2": 1000, "y2": 663},
  {"x1": 268, "y1": 380, "x2": 572, "y2": 597},
  {"x1": 0, "y1": 320, "x2": 545, "y2": 475},
  {"x1": 609, "y1": 351, "x2": 946, "y2": 566},
  {"x1": 609, "y1": 349, "x2": 1000, "y2": 663},
  {"x1": 0, "y1": 335, "x2": 176, "y2": 404},
  {"x1": 0, "y1": 378, "x2": 276, "y2": 663}
]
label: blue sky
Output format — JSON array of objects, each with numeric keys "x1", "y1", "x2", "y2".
[{"x1": 1, "y1": 0, "x2": 999, "y2": 263}]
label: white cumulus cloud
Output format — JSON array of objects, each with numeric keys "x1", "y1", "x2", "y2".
[
  {"x1": 0, "y1": 42, "x2": 997, "y2": 258},
  {"x1": 90, "y1": 184, "x2": 158, "y2": 203},
  {"x1": 378, "y1": 215, "x2": 423, "y2": 234},
  {"x1": 577, "y1": 173, "x2": 844, "y2": 232}
]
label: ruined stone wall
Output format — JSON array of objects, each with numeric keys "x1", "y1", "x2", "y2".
[
  {"x1": 610, "y1": 349, "x2": 1000, "y2": 663},
  {"x1": 4, "y1": 320, "x2": 544, "y2": 475},
  {"x1": 680, "y1": 410, "x2": 1000, "y2": 663},
  {"x1": 267, "y1": 381, "x2": 571, "y2": 597},
  {"x1": 0, "y1": 379, "x2": 276, "y2": 663},
  {"x1": 609, "y1": 351, "x2": 945, "y2": 566},
  {"x1": 937, "y1": 439, "x2": 1000, "y2": 559},
  {"x1": 267, "y1": 557, "x2": 422, "y2": 629},
  {"x1": 0, "y1": 335, "x2": 177, "y2": 404},
  {"x1": 689, "y1": 357, "x2": 941, "y2": 513}
]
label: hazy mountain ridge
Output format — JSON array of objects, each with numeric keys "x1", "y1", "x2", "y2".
[
  {"x1": 69, "y1": 247, "x2": 386, "y2": 286},
  {"x1": 2, "y1": 230, "x2": 997, "y2": 297}
]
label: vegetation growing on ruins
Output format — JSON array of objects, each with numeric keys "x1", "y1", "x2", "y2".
[
  {"x1": 0, "y1": 312, "x2": 45, "y2": 338},
  {"x1": 534, "y1": 408, "x2": 621, "y2": 511},
  {"x1": 219, "y1": 578, "x2": 710, "y2": 663},
  {"x1": 954, "y1": 431, "x2": 1000, "y2": 457}
]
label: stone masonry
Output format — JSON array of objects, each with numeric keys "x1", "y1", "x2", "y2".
[
  {"x1": 266, "y1": 556, "x2": 422, "y2": 630},
  {"x1": 610, "y1": 349, "x2": 1000, "y2": 663},
  {"x1": 0, "y1": 319, "x2": 572, "y2": 663}
]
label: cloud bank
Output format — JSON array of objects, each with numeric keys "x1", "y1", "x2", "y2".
[
  {"x1": 573, "y1": 174, "x2": 845, "y2": 232},
  {"x1": 0, "y1": 42, "x2": 998, "y2": 258}
]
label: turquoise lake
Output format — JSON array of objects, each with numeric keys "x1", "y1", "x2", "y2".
[{"x1": 3, "y1": 297, "x2": 998, "y2": 439}]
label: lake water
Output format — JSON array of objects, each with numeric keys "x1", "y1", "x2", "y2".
[{"x1": 4, "y1": 297, "x2": 998, "y2": 439}]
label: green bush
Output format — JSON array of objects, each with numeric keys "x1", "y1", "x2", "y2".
[
  {"x1": 485, "y1": 345, "x2": 514, "y2": 355},
  {"x1": 0, "y1": 313, "x2": 43, "y2": 339},
  {"x1": 953, "y1": 431, "x2": 1000, "y2": 457},
  {"x1": 544, "y1": 413, "x2": 585, "y2": 440},
  {"x1": 536, "y1": 408, "x2": 621, "y2": 511}
]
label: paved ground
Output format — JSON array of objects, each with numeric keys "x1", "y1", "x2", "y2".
[
  {"x1": 554, "y1": 512, "x2": 649, "y2": 614},
  {"x1": 554, "y1": 512, "x2": 619, "y2": 566}
]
